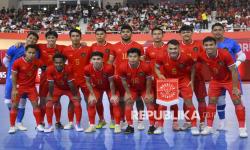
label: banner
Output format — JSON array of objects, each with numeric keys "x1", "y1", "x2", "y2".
[{"x1": 156, "y1": 79, "x2": 179, "y2": 106}]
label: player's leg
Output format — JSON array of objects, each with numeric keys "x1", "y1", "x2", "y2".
[
  {"x1": 39, "y1": 72, "x2": 48, "y2": 126},
  {"x1": 217, "y1": 89, "x2": 226, "y2": 130},
  {"x1": 54, "y1": 101, "x2": 63, "y2": 129},
  {"x1": 154, "y1": 105, "x2": 166, "y2": 134},
  {"x1": 4, "y1": 74, "x2": 13, "y2": 110},
  {"x1": 64, "y1": 100, "x2": 74, "y2": 130},
  {"x1": 136, "y1": 98, "x2": 145, "y2": 130},
  {"x1": 9, "y1": 92, "x2": 21, "y2": 134},
  {"x1": 124, "y1": 90, "x2": 136, "y2": 134},
  {"x1": 96, "y1": 93, "x2": 106, "y2": 129}
]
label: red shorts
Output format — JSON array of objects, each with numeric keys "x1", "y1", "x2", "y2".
[
  {"x1": 13, "y1": 87, "x2": 38, "y2": 103},
  {"x1": 128, "y1": 89, "x2": 154, "y2": 102},
  {"x1": 39, "y1": 71, "x2": 49, "y2": 97},
  {"x1": 193, "y1": 74, "x2": 207, "y2": 99},
  {"x1": 179, "y1": 80, "x2": 193, "y2": 100},
  {"x1": 208, "y1": 80, "x2": 241, "y2": 100},
  {"x1": 114, "y1": 75, "x2": 124, "y2": 97},
  {"x1": 50, "y1": 88, "x2": 80, "y2": 102}
]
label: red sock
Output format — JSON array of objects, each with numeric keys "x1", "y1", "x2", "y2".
[
  {"x1": 87, "y1": 105, "x2": 96, "y2": 124},
  {"x1": 186, "y1": 106, "x2": 197, "y2": 127},
  {"x1": 171, "y1": 104, "x2": 178, "y2": 122},
  {"x1": 120, "y1": 102, "x2": 125, "y2": 121},
  {"x1": 73, "y1": 101, "x2": 82, "y2": 125},
  {"x1": 198, "y1": 101, "x2": 207, "y2": 123},
  {"x1": 96, "y1": 102, "x2": 104, "y2": 121},
  {"x1": 235, "y1": 104, "x2": 245, "y2": 128},
  {"x1": 10, "y1": 109, "x2": 18, "y2": 126},
  {"x1": 110, "y1": 104, "x2": 114, "y2": 120},
  {"x1": 157, "y1": 105, "x2": 166, "y2": 127},
  {"x1": 206, "y1": 104, "x2": 216, "y2": 127},
  {"x1": 46, "y1": 101, "x2": 54, "y2": 125},
  {"x1": 40, "y1": 104, "x2": 46, "y2": 123},
  {"x1": 125, "y1": 104, "x2": 133, "y2": 125},
  {"x1": 146, "y1": 103, "x2": 155, "y2": 126},
  {"x1": 183, "y1": 104, "x2": 190, "y2": 122},
  {"x1": 68, "y1": 102, "x2": 74, "y2": 122},
  {"x1": 112, "y1": 104, "x2": 121, "y2": 124},
  {"x1": 54, "y1": 103, "x2": 62, "y2": 123},
  {"x1": 33, "y1": 108, "x2": 42, "y2": 125}
]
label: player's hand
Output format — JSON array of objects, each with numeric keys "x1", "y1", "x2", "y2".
[
  {"x1": 144, "y1": 93, "x2": 153, "y2": 104},
  {"x1": 11, "y1": 89, "x2": 18, "y2": 100},
  {"x1": 73, "y1": 95, "x2": 81, "y2": 101},
  {"x1": 158, "y1": 74, "x2": 166, "y2": 80},
  {"x1": 46, "y1": 95, "x2": 53, "y2": 101},
  {"x1": 80, "y1": 42, "x2": 87, "y2": 46},
  {"x1": 88, "y1": 94, "x2": 97, "y2": 105},
  {"x1": 15, "y1": 42, "x2": 24, "y2": 48},
  {"x1": 232, "y1": 87, "x2": 241, "y2": 97},
  {"x1": 188, "y1": 81, "x2": 194, "y2": 92},
  {"x1": 124, "y1": 92, "x2": 132, "y2": 104},
  {"x1": 110, "y1": 95, "x2": 119, "y2": 104}
]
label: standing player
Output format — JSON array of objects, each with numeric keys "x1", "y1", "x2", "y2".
[
  {"x1": 154, "y1": 40, "x2": 200, "y2": 135},
  {"x1": 113, "y1": 25, "x2": 145, "y2": 130},
  {"x1": 118, "y1": 48, "x2": 156, "y2": 134},
  {"x1": 90, "y1": 28, "x2": 116, "y2": 129},
  {"x1": 61, "y1": 29, "x2": 92, "y2": 130},
  {"x1": 199, "y1": 36, "x2": 247, "y2": 138},
  {"x1": 84, "y1": 52, "x2": 121, "y2": 133},
  {"x1": 211, "y1": 23, "x2": 246, "y2": 130},
  {"x1": 45, "y1": 53, "x2": 83, "y2": 132},
  {"x1": 3, "y1": 32, "x2": 39, "y2": 131},
  {"x1": 179, "y1": 25, "x2": 207, "y2": 130},
  {"x1": 9, "y1": 45, "x2": 44, "y2": 134}
]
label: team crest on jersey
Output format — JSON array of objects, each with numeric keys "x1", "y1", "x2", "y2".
[
  {"x1": 33, "y1": 65, "x2": 38, "y2": 70},
  {"x1": 63, "y1": 74, "x2": 68, "y2": 79},
  {"x1": 105, "y1": 49, "x2": 110, "y2": 53},
  {"x1": 218, "y1": 61, "x2": 224, "y2": 66},
  {"x1": 178, "y1": 63, "x2": 185, "y2": 68},
  {"x1": 223, "y1": 47, "x2": 229, "y2": 51},
  {"x1": 193, "y1": 47, "x2": 198, "y2": 52},
  {"x1": 138, "y1": 72, "x2": 145, "y2": 76},
  {"x1": 81, "y1": 52, "x2": 86, "y2": 57},
  {"x1": 27, "y1": 72, "x2": 32, "y2": 77},
  {"x1": 172, "y1": 68, "x2": 177, "y2": 74}
]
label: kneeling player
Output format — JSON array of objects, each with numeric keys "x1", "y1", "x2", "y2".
[
  {"x1": 84, "y1": 52, "x2": 121, "y2": 133},
  {"x1": 118, "y1": 48, "x2": 156, "y2": 134},
  {"x1": 9, "y1": 45, "x2": 44, "y2": 134},
  {"x1": 199, "y1": 37, "x2": 247, "y2": 138},
  {"x1": 45, "y1": 53, "x2": 83, "y2": 132}
]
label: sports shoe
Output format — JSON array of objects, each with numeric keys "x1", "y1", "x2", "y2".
[
  {"x1": 191, "y1": 127, "x2": 200, "y2": 135},
  {"x1": 181, "y1": 122, "x2": 192, "y2": 131},
  {"x1": 201, "y1": 126, "x2": 213, "y2": 135},
  {"x1": 75, "y1": 124, "x2": 84, "y2": 132},
  {"x1": 8, "y1": 126, "x2": 16, "y2": 134},
  {"x1": 16, "y1": 122, "x2": 27, "y2": 131},
  {"x1": 96, "y1": 120, "x2": 106, "y2": 129},
  {"x1": 64, "y1": 122, "x2": 73, "y2": 130},
  {"x1": 37, "y1": 124, "x2": 45, "y2": 132},
  {"x1": 217, "y1": 119, "x2": 226, "y2": 131},
  {"x1": 154, "y1": 127, "x2": 163, "y2": 134},
  {"x1": 114, "y1": 124, "x2": 121, "y2": 133},
  {"x1": 121, "y1": 121, "x2": 127, "y2": 130},
  {"x1": 137, "y1": 121, "x2": 145, "y2": 130},
  {"x1": 172, "y1": 122, "x2": 181, "y2": 131},
  {"x1": 44, "y1": 126, "x2": 54, "y2": 133},
  {"x1": 109, "y1": 120, "x2": 115, "y2": 129},
  {"x1": 85, "y1": 124, "x2": 96, "y2": 133},
  {"x1": 124, "y1": 125, "x2": 134, "y2": 134},
  {"x1": 239, "y1": 128, "x2": 248, "y2": 138},
  {"x1": 55, "y1": 122, "x2": 64, "y2": 129},
  {"x1": 148, "y1": 125, "x2": 156, "y2": 134},
  {"x1": 200, "y1": 122, "x2": 205, "y2": 131}
]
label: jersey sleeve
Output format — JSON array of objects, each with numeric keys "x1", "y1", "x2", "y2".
[
  {"x1": 46, "y1": 67, "x2": 54, "y2": 81},
  {"x1": 106, "y1": 65, "x2": 114, "y2": 78},
  {"x1": 84, "y1": 66, "x2": 91, "y2": 78},
  {"x1": 11, "y1": 60, "x2": 19, "y2": 73},
  {"x1": 66, "y1": 66, "x2": 75, "y2": 82},
  {"x1": 223, "y1": 51, "x2": 235, "y2": 68},
  {"x1": 145, "y1": 47, "x2": 150, "y2": 62},
  {"x1": 232, "y1": 40, "x2": 241, "y2": 54},
  {"x1": 6, "y1": 45, "x2": 17, "y2": 58},
  {"x1": 144, "y1": 63, "x2": 152, "y2": 78},
  {"x1": 117, "y1": 63, "x2": 127, "y2": 78}
]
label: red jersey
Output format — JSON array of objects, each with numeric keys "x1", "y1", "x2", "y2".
[
  {"x1": 197, "y1": 49, "x2": 235, "y2": 82},
  {"x1": 156, "y1": 52, "x2": 195, "y2": 81},
  {"x1": 118, "y1": 61, "x2": 152, "y2": 90},
  {"x1": 62, "y1": 45, "x2": 91, "y2": 84},
  {"x1": 38, "y1": 44, "x2": 65, "y2": 66},
  {"x1": 180, "y1": 40, "x2": 204, "y2": 61},
  {"x1": 47, "y1": 65, "x2": 75, "y2": 90},
  {"x1": 90, "y1": 42, "x2": 115, "y2": 63},
  {"x1": 145, "y1": 43, "x2": 167, "y2": 63},
  {"x1": 12, "y1": 57, "x2": 41, "y2": 88},
  {"x1": 84, "y1": 63, "x2": 114, "y2": 90},
  {"x1": 113, "y1": 41, "x2": 144, "y2": 67}
]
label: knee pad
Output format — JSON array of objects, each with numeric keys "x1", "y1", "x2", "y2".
[
  {"x1": 4, "y1": 99, "x2": 12, "y2": 109},
  {"x1": 217, "y1": 95, "x2": 226, "y2": 106},
  {"x1": 18, "y1": 98, "x2": 27, "y2": 109}
]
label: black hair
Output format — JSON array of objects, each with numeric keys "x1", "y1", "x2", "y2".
[
  {"x1": 179, "y1": 25, "x2": 193, "y2": 32},
  {"x1": 203, "y1": 36, "x2": 217, "y2": 44},
  {"x1": 167, "y1": 39, "x2": 180, "y2": 46},
  {"x1": 151, "y1": 27, "x2": 164, "y2": 34},
  {"x1": 212, "y1": 23, "x2": 224, "y2": 30},
  {"x1": 121, "y1": 24, "x2": 133, "y2": 32},
  {"x1": 25, "y1": 44, "x2": 38, "y2": 51},
  {"x1": 127, "y1": 48, "x2": 141, "y2": 56},
  {"x1": 45, "y1": 30, "x2": 58, "y2": 38},
  {"x1": 95, "y1": 28, "x2": 106, "y2": 34},
  {"x1": 69, "y1": 28, "x2": 82, "y2": 36},
  {"x1": 91, "y1": 51, "x2": 104, "y2": 58},
  {"x1": 27, "y1": 31, "x2": 39, "y2": 40},
  {"x1": 53, "y1": 53, "x2": 66, "y2": 62}
]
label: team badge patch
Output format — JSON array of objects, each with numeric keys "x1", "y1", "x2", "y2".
[
  {"x1": 105, "y1": 49, "x2": 110, "y2": 53},
  {"x1": 139, "y1": 72, "x2": 145, "y2": 76},
  {"x1": 81, "y1": 52, "x2": 86, "y2": 57},
  {"x1": 193, "y1": 47, "x2": 198, "y2": 52},
  {"x1": 218, "y1": 61, "x2": 224, "y2": 66},
  {"x1": 178, "y1": 63, "x2": 185, "y2": 68}
]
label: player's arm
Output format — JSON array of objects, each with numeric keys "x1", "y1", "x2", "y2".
[
  {"x1": 229, "y1": 64, "x2": 240, "y2": 97},
  {"x1": 3, "y1": 56, "x2": 10, "y2": 68},
  {"x1": 154, "y1": 64, "x2": 166, "y2": 79},
  {"x1": 68, "y1": 80, "x2": 79, "y2": 98},
  {"x1": 109, "y1": 77, "x2": 119, "y2": 103},
  {"x1": 121, "y1": 77, "x2": 132, "y2": 103},
  {"x1": 236, "y1": 50, "x2": 246, "y2": 67},
  {"x1": 107, "y1": 55, "x2": 115, "y2": 64},
  {"x1": 47, "y1": 81, "x2": 54, "y2": 100},
  {"x1": 85, "y1": 76, "x2": 97, "y2": 104},
  {"x1": 190, "y1": 64, "x2": 196, "y2": 91},
  {"x1": 11, "y1": 70, "x2": 18, "y2": 100}
]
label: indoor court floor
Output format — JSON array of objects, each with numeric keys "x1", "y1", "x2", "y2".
[{"x1": 0, "y1": 84, "x2": 249, "y2": 150}]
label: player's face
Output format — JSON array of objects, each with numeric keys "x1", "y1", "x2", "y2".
[
  {"x1": 25, "y1": 48, "x2": 36, "y2": 61},
  {"x1": 46, "y1": 35, "x2": 57, "y2": 46},
  {"x1": 203, "y1": 41, "x2": 217, "y2": 57},
  {"x1": 54, "y1": 58, "x2": 65, "y2": 72},
  {"x1": 128, "y1": 53, "x2": 140, "y2": 65},
  {"x1": 212, "y1": 26, "x2": 224, "y2": 39},
  {"x1": 152, "y1": 30, "x2": 163, "y2": 42},
  {"x1": 70, "y1": 32, "x2": 81, "y2": 45},
  {"x1": 167, "y1": 44, "x2": 180, "y2": 59},
  {"x1": 91, "y1": 56, "x2": 103, "y2": 68},
  {"x1": 180, "y1": 30, "x2": 193, "y2": 41},
  {"x1": 95, "y1": 31, "x2": 106, "y2": 43},
  {"x1": 26, "y1": 35, "x2": 38, "y2": 45},
  {"x1": 121, "y1": 29, "x2": 132, "y2": 42}
]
